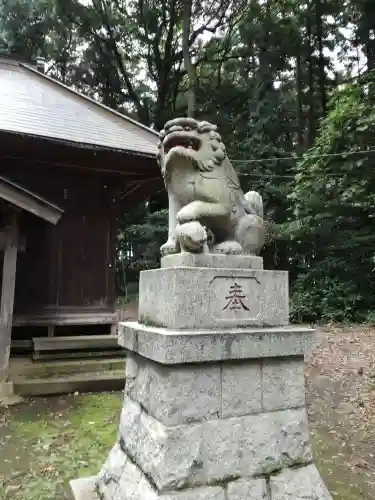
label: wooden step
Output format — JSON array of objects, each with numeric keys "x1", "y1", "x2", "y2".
[
  {"x1": 32, "y1": 334, "x2": 124, "y2": 361},
  {"x1": 33, "y1": 334, "x2": 120, "y2": 351},
  {"x1": 11, "y1": 339, "x2": 33, "y2": 350},
  {"x1": 9, "y1": 357, "x2": 125, "y2": 379},
  {"x1": 32, "y1": 349, "x2": 126, "y2": 361},
  {"x1": 13, "y1": 371, "x2": 125, "y2": 397}
]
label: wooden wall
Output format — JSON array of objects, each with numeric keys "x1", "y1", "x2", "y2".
[{"x1": 0, "y1": 162, "x2": 118, "y2": 317}]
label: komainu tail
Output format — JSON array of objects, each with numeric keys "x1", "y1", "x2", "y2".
[{"x1": 244, "y1": 190, "x2": 264, "y2": 219}]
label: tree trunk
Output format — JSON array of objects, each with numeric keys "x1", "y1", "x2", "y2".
[
  {"x1": 357, "y1": 0, "x2": 375, "y2": 98},
  {"x1": 315, "y1": 0, "x2": 327, "y2": 115},
  {"x1": 182, "y1": 0, "x2": 196, "y2": 117},
  {"x1": 296, "y1": 52, "x2": 304, "y2": 151},
  {"x1": 362, "y1": 0, "x2": 375, "y2": 72},
  {"x1": 306, "y1": 12, "x2": 316, "y2": 146}
]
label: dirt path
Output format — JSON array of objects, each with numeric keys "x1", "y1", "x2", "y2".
[{"x1": 307, "y1": 325, "x2": 375, "y2": 498}]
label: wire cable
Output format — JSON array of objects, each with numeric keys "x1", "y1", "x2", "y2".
[{"x1": 230, "y1": 148, "x2": 375, "y2": 164}]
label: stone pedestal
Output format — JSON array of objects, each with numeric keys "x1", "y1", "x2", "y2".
[{"x1": 70, "y1": 255, "x2": 332, "y2": 500}]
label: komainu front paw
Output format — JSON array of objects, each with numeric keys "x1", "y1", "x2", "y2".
[
  {"x1": 176, "y1": 205, "x2": 196, "y2": 224},
  {"x1": 160, "y1": 238, "x2": 179, "y2": 257}
]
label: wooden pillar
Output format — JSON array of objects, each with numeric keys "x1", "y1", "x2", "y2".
[{"x1": 0, "y1": 214, "x2": 18, "y2": 379}]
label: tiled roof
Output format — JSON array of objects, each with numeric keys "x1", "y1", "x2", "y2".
[{"x1": 0, "y1": 56, "x2": 159, "y2": 157}]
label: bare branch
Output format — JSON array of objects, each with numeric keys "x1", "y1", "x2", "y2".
[{"x1": 91, "y1": 0, "x2": 144, "y2": 115}]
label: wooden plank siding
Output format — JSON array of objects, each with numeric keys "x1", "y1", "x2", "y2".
[{"x1": 0, "y1": 161, "x2": 118, "y2": 325}]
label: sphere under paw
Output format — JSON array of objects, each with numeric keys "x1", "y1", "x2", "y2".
[{"x1": 176, "y1": 221, "x2": 208, "y2": 253}]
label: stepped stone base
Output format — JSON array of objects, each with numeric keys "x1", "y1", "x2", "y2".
[{"x1": 90, "y1": 323, "x2": 332, "y2": 500}]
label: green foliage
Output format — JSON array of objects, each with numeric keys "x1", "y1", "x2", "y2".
[
  {"x1": 286, "y1": 78, "x2": 375, "y2": 322},
  {"x1": 126, "y1": 208, "x2": 168, "y2": 269},
  {"x1": 291, "y1": 269, "x2": 363, "y2": 324},
  {"x1": 116, "y1": 207, "x2": 168, "y2": 293},
  {"x1": 0, "y1": 0, "x2": 54, "y2": 58}
]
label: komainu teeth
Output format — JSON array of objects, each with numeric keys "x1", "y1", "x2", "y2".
[{"x1": 169, "y1": 125, "x2": 184, "y2": 132}]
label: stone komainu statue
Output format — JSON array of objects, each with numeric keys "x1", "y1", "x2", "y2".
[{"x1": 157, "y1": 117, "x2": 265, "y2": 256}]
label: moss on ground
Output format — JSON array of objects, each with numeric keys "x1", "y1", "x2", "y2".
[
  {"x1": 0, "y1": 392, "x2": 123, "y2": 500},
  {"x1": 0, "y1": 392, "x2": 370, "y2": 500}
]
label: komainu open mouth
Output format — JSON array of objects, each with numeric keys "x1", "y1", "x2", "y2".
[{"x1": 163, "y1": 133, "x2": 201, "y2": 154}]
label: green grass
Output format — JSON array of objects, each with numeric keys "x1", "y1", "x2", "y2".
[
  {"x1": 0, "y1": 392, "x2": 370, "y2": 500},
  {"x1": 0, "y1": 392, "x2": 123, "y2": 500}
]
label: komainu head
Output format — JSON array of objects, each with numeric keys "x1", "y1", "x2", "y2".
[{"x1": 157, "y1": 117, "x2": 228, "y2": 179}]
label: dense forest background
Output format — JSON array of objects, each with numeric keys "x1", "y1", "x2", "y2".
[{"x1": 1, "y1": 0, "x2": 375, "y2": 323}]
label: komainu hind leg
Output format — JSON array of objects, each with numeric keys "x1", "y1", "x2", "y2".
[
  {"x1": 211, "y1": 240, "x2": 243, "y2": 254},
  {"x1": 236, "y1": 214, "x2": 265, "y2": 255},
  {"x1": 234, "y1": 190, "x2": 265, "y2": 255}
]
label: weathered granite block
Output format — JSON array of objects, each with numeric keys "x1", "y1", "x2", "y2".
[
  {"x1": 118, "y1": 398, "x2": 141, "y2": 457},
  {"x1": 118, "y1": 402, "x2": 311, "y2": 489},
  {"x1": 125, "y1": 353, "x2": 221, "y2": 425},
  {"x1": 202, "y1": 416, "x2": 243, "y2": 481},
  {"x1": 111, "y1": 455, "x2": 153, "y2": 500},
  {"x1": 270, "y1": 464, "x2": 333, "y2": 500},
  {"x1": 161, "y1": 253, "x2": 264, "y2": 270},
  {"x1": 262, "y1": 357, "x2": 306, "y2": 411},
  {"x1": 123, "y1": 352, "x2": 306, "y2": 424},
  {"x1": 161, "y1": 487, "x2": 225, "y2": 500},
  {"x1": 133, "y1": 411, "x2": 202, "y2": 491},
  {"x1": 119, "y1": 323, "x2": 316, "y2": 364},
  {"x1": 202, "y1": 407, "x2": 312, "y2": 482},
  {"x1": 85, "y1": 321, "x2": 330, "y2": 500},
  {"x1": 97, "y1": 442, "x2": 127, "y2": 500},
  {"x1": 98, "y1": 454, "x2": 226, "y2": 500},
  {"x1": 138, "y1": 267, "x2": 288, "y2": 329},
  {"x1": 227, "y1": 478, "x2": 269, "y2": 500},
  {"x1": 221, "y1": 361, "x2": 262, "y2": 417},
  {"x1": 96, "y1": 451, "x2": 330, "y2": 500}
]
